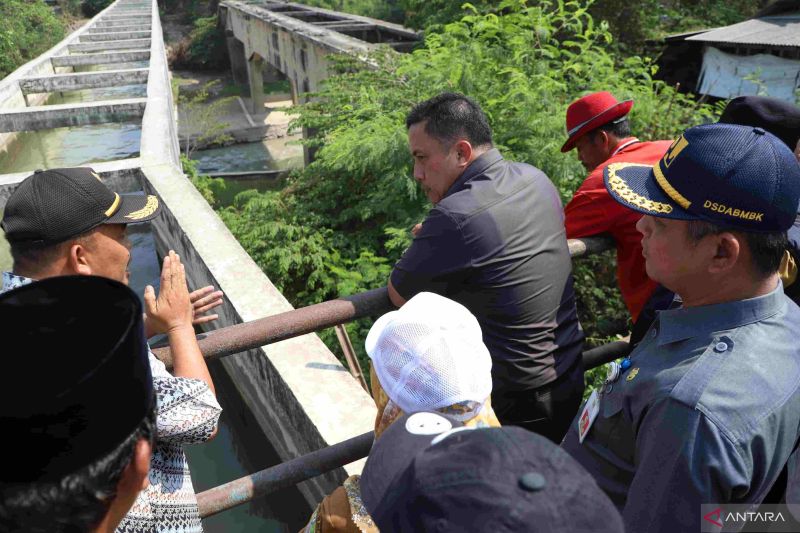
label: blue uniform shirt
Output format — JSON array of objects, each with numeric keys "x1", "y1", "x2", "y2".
[{"x1": 562, "y1": 283, "x2": 800, "y2": 532}]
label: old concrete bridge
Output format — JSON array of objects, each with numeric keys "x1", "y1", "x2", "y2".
[{"x1": 0, "y1": 0, "x2": 424, "y2": 512}]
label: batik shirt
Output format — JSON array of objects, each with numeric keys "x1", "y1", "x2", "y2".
[{"x1": 1, "y1": 272, "x2": 223, "y2": 533}]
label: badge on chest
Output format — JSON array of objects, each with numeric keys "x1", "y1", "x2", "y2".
[{"x1": 578, "y1": 389, "x2": 600, "y2": 443}]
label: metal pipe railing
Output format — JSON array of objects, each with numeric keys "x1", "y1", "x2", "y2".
[
  {"x1": 151, "y1": 286, "x2": 393, "y2": 368},
  {"x1": 182, "y1": 235, "x2": 622, "y2": 518},
  {"x1": 152, "y1": 236, "x2": 615, "y2": 368},
  {"x1": 193, "y1": 341, "x2": 629, "y2": 518},
  {"x1": 196, "y1": 430, "x2": 375, "y2": 518}
]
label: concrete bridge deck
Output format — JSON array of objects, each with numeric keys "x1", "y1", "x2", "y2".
[{"x1": 0, "y1": 0, "x2": 378, "y2": 512}]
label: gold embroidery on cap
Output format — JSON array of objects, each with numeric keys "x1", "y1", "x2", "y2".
[
  {"x1": 91, "y1": 171, "x2": 102, "y2": 181},
  {"x1": 663, "y1": 135, "x2": 689, "y2": 168},
  {"x1": 104, "y1": 193, "x2": 121, "y2": 217},
  {"x1": 125, "y1": 195, "x2": 159, "y2": 220},
  {"x1": 653, "y1": 163, "x2": 692, "y2": 209},
  {"x1": 607, "y1": 163, "x2": 673, "y2": 214}
]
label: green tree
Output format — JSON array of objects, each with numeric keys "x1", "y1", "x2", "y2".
[
  {"x1": 0, "y1": 0, "x2": 66, "y2": 78},
  {"x1": 176, "y1": 80, "x2": 235, "y2": 159}
]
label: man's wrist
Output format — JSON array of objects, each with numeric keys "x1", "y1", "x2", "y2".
[{"x1": 166, "y1": 323, "x2": 195, "y2": 336}]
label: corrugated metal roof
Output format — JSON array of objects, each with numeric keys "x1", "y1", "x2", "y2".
[{"x1": 686, "y1": 15, "x2": 800, "y2": 47}]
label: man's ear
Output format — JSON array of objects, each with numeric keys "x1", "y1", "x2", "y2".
[
  {"x1": 454, "y1": 139, "x2": 474, "y2": 165},
  {"x1": 708, "y1": 232, "x2": 741, "y2": 275},
  {"x1": 69, "y1": 241, "x2": 92, "y2": 276}
]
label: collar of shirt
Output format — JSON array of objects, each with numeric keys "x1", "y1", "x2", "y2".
[
  {"x1": 443, "y1": 147, "x2": 504, "y2": 200},
  {"x1": 610, "y1": 137, "x2": 640, "y2": 158},
  {"x1": 654, "y1": 282, "x2": 785, "y2": 345},
  {"x1": 1, "y1": 272, "x2": 34, "y2": 294}
]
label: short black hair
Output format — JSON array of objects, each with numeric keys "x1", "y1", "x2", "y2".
[
  {"x1": 406, "y1": 92, "x2": 493, "y2": 148},
  {"x1": 589, "y1": 117, "x2": 631, "y2": 140},
  {"x1": 687, "y1": 220, "x2": 788, "y2": 278},
  {"x1": 10, "y1": 231, "x2": 92, "y2": 277},
  {"x1": 0, "y1": 406, "x2": 156, "y2": 533}
]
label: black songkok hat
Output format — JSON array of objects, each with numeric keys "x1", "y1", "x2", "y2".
[
  {"x1": 719, "y1": 95, "x2": 800, "y2": 150},
  {"x1": 0, "y1": 276, "x2": 153, "y2": 483}
]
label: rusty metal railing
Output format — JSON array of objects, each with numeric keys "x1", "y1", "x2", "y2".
[
  {"x1": 197, "y1": 430, "x2": 374, "y2": 518},
  {"x1": 194, "y1": 340, "x2": 629, "y2": 518},
  {"x1": 183, "y1": 235, "x2": 622, "y2": 519},
  {"x1": 152, "y1": 236, "x2": 616, "y2": 368}
]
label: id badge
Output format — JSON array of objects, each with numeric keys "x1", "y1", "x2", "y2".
[{"x1": 578, "y1": 389, "x2": 600, "y2": 443}]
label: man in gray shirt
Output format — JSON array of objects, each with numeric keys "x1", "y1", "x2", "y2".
[
  {"x1": 562, "y1": 123, "x2": 800, "y2": 532},
  {"x1": 388, "y1": 92, "x2": 584, "y2": 442}
]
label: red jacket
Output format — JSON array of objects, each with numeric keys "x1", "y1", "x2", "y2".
[{"x1": 565, "y1": 138, "x2": 672, "y2": 322}]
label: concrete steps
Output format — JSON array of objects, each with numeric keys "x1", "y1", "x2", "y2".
[
  {"x1": 69, "y1": 39, "x2": 152, "y2": 53},
  {"x1": 19, "y1": 68, "x2": 149, "y2": 94},
  {"x1": 51, "y1": 50, "x2": 151, "y2": 67},
  {"x1": 0, "y1": 98, "x2": 147, "y2": 132}
]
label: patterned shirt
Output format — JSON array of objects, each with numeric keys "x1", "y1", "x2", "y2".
[{"x1": 1, "y1": 272, "x2": 223, "y2": 533}]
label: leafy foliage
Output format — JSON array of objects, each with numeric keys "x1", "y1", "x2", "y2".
[
  {"x1": 204, "y1": 0, "x2": 718, "y2": 375},
  {"x1": 176, "y1": 79, "x2": 235, "y2": 158},
  {"x1": 183, "y1": 16, "x2": 229, "y2": 70},
  {"x1": 293, "y1": 0, "x2": 405, "y2": 22},
  {"x1": 0, "y1": 0, "x2": 66, "y2": 78}
]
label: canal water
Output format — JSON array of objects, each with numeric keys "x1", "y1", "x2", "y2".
[{"x1": 0, "y1": 70, "x2": 309, "y2": 531}]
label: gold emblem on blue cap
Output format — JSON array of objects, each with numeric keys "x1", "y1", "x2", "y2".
[
  {"x1": 125, "y1": 195, "x2": 159, "y2": 220},
  {"x1": 654, "y1": 135, "x2": 692, "y2": 209},
  {"x1": 662, "y1": 135, "x2": 689, "y2": 169}
]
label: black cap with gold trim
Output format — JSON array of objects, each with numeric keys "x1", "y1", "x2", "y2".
[
  {"x1": 603, "y1": 123, "x2": 800, "y2": 232},
  {"x1": 1, "y1": 167, "x2": 161, "y2": 245}
]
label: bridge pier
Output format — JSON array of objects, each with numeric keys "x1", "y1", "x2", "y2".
[
  {"x1": 247, "y1": 53, "x2": 266, "y2": 114},
  {"x1": 226, "y1": 35, "x2": 249, "y2": 87}
]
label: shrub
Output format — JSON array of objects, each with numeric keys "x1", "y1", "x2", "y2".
[{"x1": 0, "y1": 0, "x2": 66, "y2": 78}]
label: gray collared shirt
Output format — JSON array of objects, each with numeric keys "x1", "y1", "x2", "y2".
[
  {"x1": 562, "y1": 283, "x2": 800, "y2": 532},
  {"x1": 391, "y1": 148, "x2": 584, "y2": 392}
]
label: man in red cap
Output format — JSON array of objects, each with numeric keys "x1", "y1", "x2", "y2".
[{"x1": 562, "y1": 91, "x2": 672, "y2": 325}]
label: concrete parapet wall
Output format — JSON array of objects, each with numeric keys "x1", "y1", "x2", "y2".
[{"x1": 139, "y1": 163, "x2": 376, "y2": 507}]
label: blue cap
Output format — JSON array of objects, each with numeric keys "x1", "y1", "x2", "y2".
[{"x1": 603, "y1": 123, "x2": 800, "y2": 232}]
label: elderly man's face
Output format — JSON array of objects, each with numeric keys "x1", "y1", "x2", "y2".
[
  {"x1": 636, "y1": 215, "x2": 708, "y2": 293},
  {"x1": 83, "y1": 224, "x2": 133, "y2": 285},
  {"x1": 408, "y1": 122, "x2": 463, "y2": 204}
]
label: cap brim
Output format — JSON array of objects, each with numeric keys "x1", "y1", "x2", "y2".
[
  {"x1": 603, "y1": 162, "x2": 694, "y2": 220},
  {"x1": 105, "y1": 193, "x2": 161, "y2": 225},
  {"x1": 561, "y1": 100, "x2": 634, "y2": 152}
]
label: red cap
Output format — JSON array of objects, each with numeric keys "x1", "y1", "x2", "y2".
[{"x1": 561, "y1": 92, "x2": 633, "y2": 152}]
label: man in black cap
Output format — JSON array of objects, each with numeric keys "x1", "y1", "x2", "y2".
[
  {"x1": 0, "y1": 276, "x2": 156, "y2": 533},
  {"x1": 359, "y1": 411, "x2": 624, "y2": 532},
  {"x1": 719, "y1": 95, "x2": 800, "y2": 305},
  {"x1": 0, "y1": 168, "x2": 222, "y2": 533},
  {"x1": 561, "y1": 123, "x2": 800, "y2": 532}
]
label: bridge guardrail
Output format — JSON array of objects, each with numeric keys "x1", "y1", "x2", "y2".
[{"x1": 168, "y1": 235, "x2": 627, "y2": 519}]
